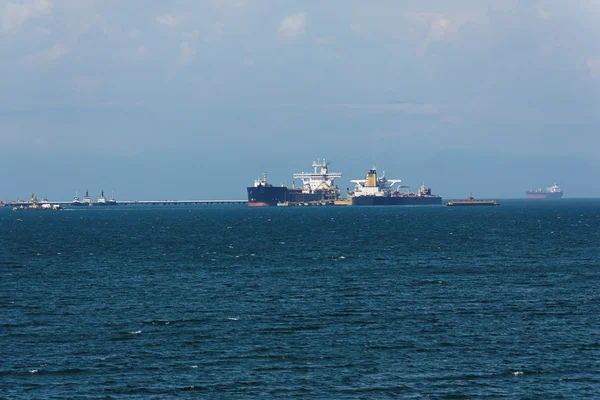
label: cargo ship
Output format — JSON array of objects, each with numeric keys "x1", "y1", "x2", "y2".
[
  {"x1": 247, "y1": 159, "x2": 342, "y2": 206},
  {"x1": 247, "y1": 173, "x2": 288, "y2": 207},
  {"x1": 526, "y1": 184, "x2": 563, "y2": 199},
  {"x1": 350, "y1": 167, "x2": 442, "y2": 206},
  {"x1": 446, "y1": 194, "x2": 499, "y2": 207}
]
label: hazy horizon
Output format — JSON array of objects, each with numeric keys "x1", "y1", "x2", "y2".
[{"x1": 1, "y1": 0, "x2": 599, "y2": 200}]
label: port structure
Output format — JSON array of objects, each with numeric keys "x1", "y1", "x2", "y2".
[{"x1": 2, "y1": 199, "x2": 247, "y2": 207}]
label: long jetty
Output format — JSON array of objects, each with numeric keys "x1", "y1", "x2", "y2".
[{"x1": 2, "y1": 200, "x2": 247, "y2": 207}]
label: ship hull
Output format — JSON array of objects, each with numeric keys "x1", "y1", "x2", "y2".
[
  {"x1": 352, "y1": 196, "x2": 442, "y2": 206},
  {"x1": 525, "y1": 192, "x2": 563, "y2": 199},
  {"x1": 446, "y1": 202, "x2": 498, "y2": 207},
  {"x1": 286, "y1": 189, "x2": 336, "y2": 203},
  {"x1": 247, "y1": 186, "x2": 287, "y2": 207}
]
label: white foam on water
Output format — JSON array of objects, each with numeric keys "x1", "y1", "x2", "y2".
[
  {"x1": 29, "y1": 369, "x2": 39, "y2": 373},
  {"x1": 513, "y1": 371, "x2": 523, "y2": 376},
  {"x1": 191, "y1": 365, "x2": 198, "y2": 368},
  {"x1": 129, "y1": 330, "x2": 142, "y2": 334},
  {"x1": 227, "y1": 317, "x2": 240, "y2": 321},
  {"x1": 339, "y1": 256, "x2": 345, "y2": 259}
]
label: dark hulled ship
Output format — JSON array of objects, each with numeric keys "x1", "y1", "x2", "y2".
[
  {"x1": 350, "y1": 167, "x2": 442, "y2": 206},
  {"x1": 247, "y1": 160, "x2": 342, "y2": 206},
  {"x1": 247, "y1": 173, "x2": 287, "y2": 207}
]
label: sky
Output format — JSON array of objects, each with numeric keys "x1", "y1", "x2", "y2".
[{"x1": 0, "y1": 0, "x2": 599, "y2": 200}]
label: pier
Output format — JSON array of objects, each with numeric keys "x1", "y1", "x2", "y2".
[{"x1": 2, "y1": 199, "x2": 247, "y2": 207}]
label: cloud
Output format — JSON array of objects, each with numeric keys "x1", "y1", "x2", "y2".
[
  {"x1": 278, "y1": 12, "x2": 306, "y2": 41},
  {"x1": 22, "y1": 43, "x2": 69, "y2": 67},
  {"x1": 418, "y1": 10, "x2": 489, "y2": 53},
  {"x1": 180, "y1": 41, "x2": 194, "y2": 65},
  {"x1": 1, "y1": 0, "x2": 51, "y2": 34},
  {"x1": 156, "y1": 14, "x2": 176, "y2": 27},
  {"x1": 587, "y1": 57, "x2": 600, "y2": 80}
]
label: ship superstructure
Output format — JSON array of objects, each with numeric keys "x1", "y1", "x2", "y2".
[
  {"x1": 83, "y1": 190, "x2": 91, "y2": 205},
  {"x1": 350, "y1": 167, "x2": 402, "y2": 197},
  {"x1": 292, "y1": 159, "x2": 342, "y2": 197},
  {"x1": 526, "y1": 184, "x2": 563, "y2": 199},
  {"x1": 97, "y1": 190, "x2": 107, "y2": 204}
]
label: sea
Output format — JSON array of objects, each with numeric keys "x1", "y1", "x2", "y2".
[{"x1": 1, "y1": 199, "x2": 599, "y2": 399}]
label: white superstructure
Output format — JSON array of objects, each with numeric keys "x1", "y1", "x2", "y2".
[
  {"x1": 293, "y1": 159, "x2": 342, "y2": 194},
  {"x1": 97, "y1": 190, "x2": 106, "y2": 204},
  {"x1": 547, "y1": 183, "x2": 561, "y2": 193},
  {"x1": 254, "y1": 172, "x2": 270, "y2": 187},
  {"x1": 350, "y1": 167, "x2": 402, "y2": 197}
]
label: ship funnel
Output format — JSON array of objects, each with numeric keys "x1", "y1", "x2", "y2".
[{"x1": 367, "y1": 168, "x2": 377, "y2": 187}]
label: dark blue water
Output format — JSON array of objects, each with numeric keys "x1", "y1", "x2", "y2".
[{"x1": 2, "y1": 200, "x2": 600, "y2": 399}]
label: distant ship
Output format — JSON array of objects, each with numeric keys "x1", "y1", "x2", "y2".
[
  {"x1": 94, "y1": 190, "x2": 118, "y2": 206},
  {"x1": 526, "y1": 184, "x2": 563, "y2": 199},
  {"x1": 71, "y1": 191, "x2": 85, "y2": 206},
  {"x1": 350, "y1": 167, "x2": 442, "y2": 206},
  {"x1": 247, "y1": 173, "x2": 287, "y2": 207},
  {"x1": 247, "y1": 159, "x2": 342, "y2": 206},
  {"x1": 83, "y1": 190, "x2": 92, "y2": 205},
  {"x1": 446, "y1": 194, "x2": 499, "y2": 207}
]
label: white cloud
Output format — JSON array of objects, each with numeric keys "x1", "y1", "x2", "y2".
[
  {"x1": 180, "y1": 41, "x2": 194, "y2": 65},
  {"x1": 418, "y1": 10, "x2": 489, "y2": 53},
  {"x1": 1, "y1": 0, "x2": 51, "y2": 34},
  {"x1": 587, "y1": 57, "x2": 600, "y2": 80},
  {"x1": 278, "y1": 12, "x2": 306, "y2": 41},
  {"x1": 156, "y1": 14, "x2": 176, "y2": 28},
  {"x1": 22, "y1": 43, "x2": 69, "y2": 67}
]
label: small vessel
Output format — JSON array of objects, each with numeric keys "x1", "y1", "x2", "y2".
[
  {"x1": 526, "y1": 184, "x2": 563, "y2": 199},
  {"x1": 107, "y1": 191, "x2": 118, "y2": 206},
  {"x1": 83, "y1": 190, "x2": 92, "y2": 205},
  {"x1": 446, "y1": 194, "x2": 499, "y2": 207},
  {"x1": 71, "y1": 191, "x2": 85, "y2": 206},
  {"x1": 94, "y1": 189, "x2": 118, "y2": 206},
  {"x1": 350, "y1": 167, "x2": 442, "y2": 206}
]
